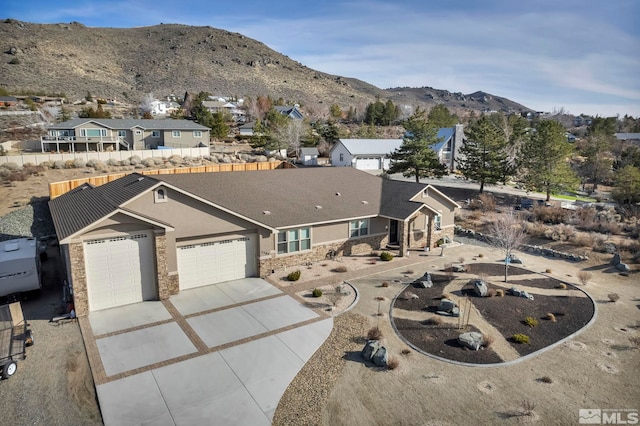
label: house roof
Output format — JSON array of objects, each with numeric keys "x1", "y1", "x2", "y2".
[
  {"x1": 300, "y1": 147, "x2": 319, "y2": 157},
  {"x1": 274, "y1": 105, "x2": 303, "y2": 119},
  {"x1": 48, "y1": 118, "x2": 210, "y2": 131},
  {"x1": 335, "y1": 139, "x2": 403, "y2": 156},
  {"x1": 431, "y1": 127, "x2": 455, "y2": 152},
  {"x1": 49, "y1": 168, "x2": 452, "y2": 241},
  {"x1": 615, "y1": 133, "x2": 640, "y2": 140}
]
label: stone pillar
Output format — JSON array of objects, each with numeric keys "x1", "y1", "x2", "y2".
[
  {"x1": 398, "y1": 221, "x2": 408, "y2": 257},
  {"x1": 69, "y1": 242, "x2": 89, "y2": 316},
  {"x1": 155, "y1": 234, "x2": 178, "y2": 299}
]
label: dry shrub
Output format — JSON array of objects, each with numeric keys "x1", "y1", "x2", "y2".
[
  {"x1": 608, "y1": 293, "x2": 620, "y2": 302},
  {"x1": 629, "y1": 336, "x2": 640, "y2": 349},
  {"x1": 539, "y1": 376, "x2": 554, "y2": 384},
  {"x1": 577, "y1": 271, "x2": 592, "y2": 285},
  {"x1": 486, "y1": 288, "x2": 496, "y2": 297},
  {"x1": 534, "y1": 206, "x2": 568, "y2": 224},
  {"x1": 424, "y1": 316, "x2": 443, "y2": 326},
  {"x1": 545, "y1": 313, "x2": 557, "y2": 322},
  {"x1": 386, "y1": 356, "x2": 399, "y2": 370},
  {"x1": 367, "y1": 326, "x2": 383, "y2": 340},
  {"x1": 458, "y1": 257, "x2": 465, "y2": 264},
  {"x1": 440, "y1": 293, "x2": 452, "y2": 300},
  {"x1": 546, "y1": 269, "x2": 553, "y2": 274},
  {"x1": 523, "y1": 221, "x2": 547, "y2": 238},
  {"x1": 571, "y1": 232, "x2": 598, "y2": 247},
  {"x1": 478, "y1": 253, "x2": 484, "y2": 258},
  {"x1": 374, "y1": 296, "x2": 386, "y2": 301},
  {"x1": 401, "y1": 349, "x2": 411, "y2": 355},
  {"x1": 467, "y1": 210, "x2": 482, "y2": 221},
  {"x1": 496, "y1": 289, "x2": 505, "y2": 297},
  {"x1": 332, "y1": 265, "x2": 348, "y2": 273},
  {"x1": 405, "y1": 269, "x2": 415, "y2": 275},
  {"x1": 381, "y1": 281, "x2": 390, "y2": 288},
  {"x1": 478, "y1": 193, "x2": 496, "y2": 212},
  {"x1": 600, "y1": 222, "x2": 622, "y2": 235},
  {"x1": 556, "y1": 283, "x2": 566, "y2": 289},
  {"x1": 520, "y1": 400, "x2": 536, "y2": 417},
  {"x1": 482, "y1": 334, "x2": 495, "y2": 348}
]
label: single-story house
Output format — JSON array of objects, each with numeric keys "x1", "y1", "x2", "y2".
[
  {"x1": 41, "y1": 119, "x2": 210, "y2": 152},
  {"x1": 298, "y1": 147, "x2": 319, "y2": 166},
  {"x1": 615, "y1": 133, "x2": 640, "y2": 145},
  {"x1": 49, "y1": 167, "x2": 459, "y2": 315},
  {"x1": 238, "y1": 121, "x2": 256, "y2": 136},
  {"x1": 0, "y1": 96, "x2": 18, "y2": 107},
  {"x1": 330, "y1": 124, "x2": 464, "y2": 171}
]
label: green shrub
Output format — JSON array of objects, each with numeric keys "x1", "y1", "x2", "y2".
[
  {"x1": 379, "y1": 251, "x2": 394, "y2": 261},
  {"x1": 512, "y1": 333, "x2": 530, "y2": 344},
  {"x1": 523, "y1": 317, "x2": 538, "y2": 328},
  {"x1": 312, "y1": 288, "x2": 323, "y2": 298},
  {"x1": 287, "y1": 270, "x2": 301, "y2": 281}
]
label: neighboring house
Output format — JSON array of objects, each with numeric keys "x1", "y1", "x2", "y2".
[
  {"x1": 274, "y1": 105, "x2": 304, "y2": 120},
  {"x1": 149, "y1": 100, "x2": 180, "y2": 116},
  {"x1": 49, "y1": 167, "x2": 459, "y2": 315},
  {"x1": 238, "y1": 121, "x2": 256, "y2": 136},
  {"x1": 0, "y1": 96, "x2": 18, "y2": 107},
  {"x1": 203, "y1": 100, "x2": 245, "y2": 121},
  {"x1": 298, "y1": 147, "x2": 319, "y2": 166},
  {"x1": 329, "y1": 125, "x2": 464, "y2": 171},
  {"x1": 566, "y1": 132, "x2": 577, "y2": 143},
  {"x1": 615, "y1": 133, "x2": 640, "y2": 145},
  {"x1": 41, "y1": 119, "x2": 210, "y2": 152}
]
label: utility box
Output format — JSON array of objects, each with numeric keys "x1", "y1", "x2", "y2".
[{"x1": 0, "y1": 238, "x2": 42, "y2": 298}]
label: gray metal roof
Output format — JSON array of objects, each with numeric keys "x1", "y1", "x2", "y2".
[
  {"x1": 615, "y1": 133, "x2": 640, "y2": 140},
  {"x1": 337, "y1": 139, "x2": 403, "y2": 156},
  {"x1": 48, "y1": 118, "x2": 210, "y2": 131},
  {"x1": 49, "y1": 168, "x2": 444, "y2": 241},
  {"x1": 300, "y1": 147, "x2": 319, "y2": 156}
]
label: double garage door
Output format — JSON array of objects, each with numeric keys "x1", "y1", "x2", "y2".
[
  {"x1": 84, "y1": 231, "x2": 156, "y2": 312},
  {"x1": 177, "y1": 235, "x2": 257, "y2": 290}
]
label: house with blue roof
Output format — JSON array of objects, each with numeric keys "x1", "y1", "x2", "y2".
[{"x1": 329, "y1": 124, "x2": 464, "y2": 171}]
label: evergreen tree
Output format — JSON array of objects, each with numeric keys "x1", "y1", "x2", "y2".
[
  {"x1": 427, "y1": 104, "x2": 458, "y2": 128},
  {"x1": 612, "y1": 165, "x2": 640, "y2": 205},
  {"x1": 209, "y1": 112, "x2": 230, "y2": 139},
  {"x1": 457, "y1": 115, "x2": 507, "y2": 193},
  {"x1": 388, "y1": 108, "x2": 447, "y2": 182},
  {"x1": 57, "y1": 106, "x2": 71, "y2": 122},
  {"x1": 518, "y1": 119, "x2": 578, "y2": 201}
]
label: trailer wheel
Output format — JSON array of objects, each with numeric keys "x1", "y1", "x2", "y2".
[{"x1": 2, "y1": 361, "x2": 17, "y2": 379}]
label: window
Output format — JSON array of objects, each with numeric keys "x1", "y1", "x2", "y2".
[
  {"x1": 339, "y1": 153, "x2": 344, "y2": 162},
  {"x1": 80, "y1": 128, "x2": 107, "y2": 137},
  {"x1": 434, "y1": 214, "x2": 442, "y2": 231},
  {"x1": 117, "y1": 130, "x2": 126, "y2": 138},
  {"x1": 151, "y1": 131, "x2": 160, "y2": 138},
  {"x1": 172, "y1": 130, "x2": 181, "y2": 138},
  {"x1": 349, "y1": 219, "x2": 369, "y2": 238},
  {"x1": 154, "y1": 188, "x2": 168, "y2": 203},
  {"x1": 277, "y1": 227, "x2": 310, "y2": 254},
  {"x1": 135, "y1": 130, "x2": 142, "y2": 135},
  {"x1": 193, "y1": 130, "x2": 202, "y2": 137}
]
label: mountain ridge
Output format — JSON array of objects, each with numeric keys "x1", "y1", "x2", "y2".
[{"x1": 1, "y1": 19, "x2": 532, "y2": 118}]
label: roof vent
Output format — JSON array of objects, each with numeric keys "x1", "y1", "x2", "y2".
[
  {"x1": 361, "y1": 201, "x2": 369, "y2": 204},
  {"x1": 335, "y1": 192, "x2": 341, "y2": 196},
  {"x1": 263, "y1": 210, "x2": 271, "y2": 215},
  {"x1": 4, "y1": 242, "x2": 19, "y2": 252},
  {"x1": 137, "y1": 177, "x2": 144, "y2": 182},
  {"x1": 315, "y1": 205, "x2": 322, "y2": 209}
]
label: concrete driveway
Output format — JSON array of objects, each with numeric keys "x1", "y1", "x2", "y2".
[{"x1": 80, "y1": 278, "x2": 333, "y2": 425}]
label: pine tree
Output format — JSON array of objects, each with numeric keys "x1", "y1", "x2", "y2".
[{"x1": 457, "y1": 115, "x2": 507, "y2": 193}]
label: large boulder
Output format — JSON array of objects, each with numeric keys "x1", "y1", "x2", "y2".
[
  {"x1": 372, "y1": 346, "x2": 388, "y2": 367},
  {"x1": 473, "y1": 279, "x2": 488, "y2": 297},
  {"x1": 458, "y1": 332, "x2": 484, "y2": 350},
  {"x1": 616, "y1": 262, "x2": 631, "y2": 272},
  {"x1": 453, "y1": 264, "x2": 466, "y2": 272},
  {"x1": 361, "y1": 340, "x2": 380, "y2": 361},
  {"x1": 418, "y1": 280, "x2": 433, "y2": 288},
  {"x1": 438, "y1": 298, "x2": 456, "y2": 312},
  {"x1": 508, "y1": 254, "x2": 523, "y2": 264},
  {"x1": 611, "y1": 253, "x2": 621, "y2": 266}
]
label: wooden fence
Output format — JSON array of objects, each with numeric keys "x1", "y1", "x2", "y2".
[{"x1": 49, "y1": 160, "x2": 295, "y2": 199}]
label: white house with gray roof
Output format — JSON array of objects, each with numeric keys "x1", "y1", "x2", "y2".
[
  {"x1": 330, "y1": 124, "x2": 464, "y2": 171},
  {"x1": 49, "y1": 167, "x2": 459, "y2": 315},
  {"x1": 42, "y1": 118, "x2": 210, "y2": 152}
]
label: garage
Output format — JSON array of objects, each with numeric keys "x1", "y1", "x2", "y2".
[
  {"x1": 355, "y1": 157, "x2": 381, "y2": 170},
  {"x1": 84, "y1": 231, "x2": 156, "y2": 312},
  {"x1": 177, "y1": 235, "x2": 257, "y2": 290}
]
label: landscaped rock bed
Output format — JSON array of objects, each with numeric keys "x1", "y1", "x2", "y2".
[{"x1": 392, "y1": 263, "x2": 595, "y2": 363}]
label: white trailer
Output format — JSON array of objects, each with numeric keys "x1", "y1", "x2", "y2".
[{"x1": 0, "y1": 238, "x2": 42, "y2": 298}]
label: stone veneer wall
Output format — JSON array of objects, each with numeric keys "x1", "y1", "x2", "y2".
[
  {"x1": 69, "y1": 242, "x2": 89, "y2": 316},
  {"x1": 259, "y1": 234, "x2": 389, "y2": 274},
  {"x1": 155, "y1": 234, "x2": 179, "y2": 299}
]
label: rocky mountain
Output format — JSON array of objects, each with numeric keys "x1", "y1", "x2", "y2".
[{"x1": 1, "y1": 19, "x2": 532, "y2": 118}]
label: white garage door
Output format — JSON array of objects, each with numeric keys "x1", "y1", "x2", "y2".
[
  {"x1": 84, "y1": 231, "x2": 156, "y2": 312},
  {"x1": 177, "y1": 235, "x2": 257, "y2": 290},
  {"x1": 355, "y1": 158, "x2": 380, "y2": 170}
]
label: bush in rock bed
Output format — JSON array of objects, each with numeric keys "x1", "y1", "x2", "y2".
[
  {"x1": 106, "y1": 158, "x2": 119, "y2": 167},
  {"x1": 312, "y1": 288, "x2": 323, "y2": 298},
  {"x1": 143, "y1": 158, "x2": 156, "y2": 167},
  {"x1": 72, "y1": 158, "x2": 87, "y2": 168},
  {"x1": 523, "y1": 317, "x2": 539, "y2": 328},
  {"x1": 0, "y1": 162, "x2": 21, "y2": 171},
  {"x1": 53, "y1": 160, "x2": 65, "y2": 169},
  {"x1": 379, "y1": 251, "x2": 394, "y2": 261},
  {"x1": 512, "y1": 333, "x2": 530, "y2": 344},
  {"x1": 367, "y1": 326, "x2": 383, "y2": 340},
  {"x1": 128, "y1": 155, "x2": 142, "y2": 165},
  {"x1": 287, "y1": 270, "x2": 301, "y2": 281}
]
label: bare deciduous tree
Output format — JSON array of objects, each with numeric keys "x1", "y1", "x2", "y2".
[
  {"x1": 488, "y1": 212, "x2": 528, "y2": 282},
  {"x1": 273, "y1": 118, "x2": 306, "y2": 154}
]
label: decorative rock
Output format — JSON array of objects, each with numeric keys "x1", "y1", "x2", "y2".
[
  {"x1": 508, "y1": 287, "x2": 534, "y2": 300},
  {"x1": 611, "y1": 253, "x2": 621, "y2": 266},
  {"x1": 438, "y1": 298, "x2": 456, "y2": 312},
  {"x1": 451, "y1": 307, "x2": 460, "y2": 317},
  {"x1": 508, "y1": 254, "x2": 523, "y2": 264},
  {"x1": 473, "y1": 279, "x2": 488, "y2": 297},
  {"x1": 361, "y1": 340, "x2": 380, "y2": 361},
  {"x1": 616, "y1": 263, "x2": 630, "y2": 272},
  {"x1": 419, "y1": 280, "x2": 433, "y2": 288},
  {"x1": 458, "y1": 332, "x2": 484, "y2": 350},
  {"x1": 372, "y1": 346, "x2": 388, "y2": 367},
  {"x1": 453, "y1": 264, "x2": 466, "y2": 272},
  {"x1": 603, "y1": 243, "x2": 617, "y2": 254}
]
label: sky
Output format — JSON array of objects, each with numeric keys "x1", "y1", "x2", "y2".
[{"x1": 4, "y1": 0, "x2": 640, "y2": 117}]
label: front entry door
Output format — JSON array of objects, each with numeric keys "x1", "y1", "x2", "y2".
[{"x1": 389, "y1": 220, "x2": 399, "y2": 244}]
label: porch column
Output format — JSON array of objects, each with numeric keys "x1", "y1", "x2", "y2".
[{"x1": 398, "y1": 220, "x2": 409, "y2": 257}]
